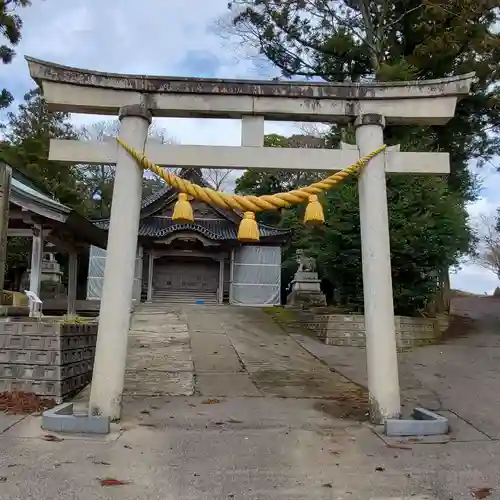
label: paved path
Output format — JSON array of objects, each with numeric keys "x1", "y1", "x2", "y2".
[
  {"x1": 184, "y1": 305, "x2": 364, "y2": 412},
  {"x1": 293, "y1": 297, "x2": 500, "y2": 440},
  {"x1": 124, "y1": 304, "x2": 194, "y2": 397},
  {"x1": 1, "y1": 299, "x2": 499, "y2": 499},
  {"x1": 1, "y1": 396, "x2": 442, "y2": 500}
]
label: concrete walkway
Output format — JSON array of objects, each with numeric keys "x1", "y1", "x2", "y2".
[
  {"x1": 1, "y1": 300, "x2": 499, "y2": 499},
  {"x1": 293, "y1": 297, "x2": 500, "y2": 440},
  {"x1": 185, "y1": 305, "x2": 364, "y2": 413},
  {"x1": 124, "y1": 304, "x2": 194, "y2": 397}
]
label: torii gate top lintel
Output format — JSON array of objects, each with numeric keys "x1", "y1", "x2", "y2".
[{"x1": 26, "y1": 56, "x2": 475, "y2": 125}]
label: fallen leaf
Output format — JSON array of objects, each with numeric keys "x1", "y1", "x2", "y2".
[
  {"x1": 42, "y1": 434, "x2": 63, "y2": 442},
  {"x1": 150, "y1": 405, "x2": 160, "y2": 410},
  {"x1": 7, "y1": 464, "x2": 20, "y2": 468},
  {"x1": 98, "y1": 478, "x2": 131, "y2": 487},
  {"x1": 202, "y1": 399, "x2": 220, "y2": 405},
  {"x1": 375, "y1": 466, "x2": 385, "y2": 472},
  {"x1": 386, "y1": 443, "x2": 412, "y2": 450},
  {"x1": 322, "y1": 483, "x2": 333, "y2": 488},
  {"x1": 93, "y1": 460, "x2": 111, "y2": 466},
  {"x1": 188, "y1": 404, "x2": 197, "y2": 408},
  {"x1": 227, "y1": 418, "x2": 243, "y2": 424},
  {"x1": 53, "y1": 461, "x2": 74, "y2": 468},
  {"x1": 471, "y1": 487, "x2": 492, "y2": 499},
  {"x1": 140, "y1": 410, "x2": 150, "y2": 415},
  {"x1": 123, "y1": 444, "x2": 132, "y2": 449}
]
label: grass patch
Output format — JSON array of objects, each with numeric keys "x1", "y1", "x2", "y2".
[{"x1": 262, "y1": 306, "x2": 298, "y2": 324}]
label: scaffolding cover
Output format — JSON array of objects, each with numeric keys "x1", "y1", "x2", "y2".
[
  {"x1": 86, "y1": 245, "x2": 142, "y2": 300},
  {"x1": 230, "y1": 246, "x2": 281, "y2": 306}
]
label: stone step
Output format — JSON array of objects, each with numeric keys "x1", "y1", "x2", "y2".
[
  {"x1": 151, "y1": 290, "x2": 218, "y2": 305},
  {"x1": 153, "y1": 290, "x2": 216, "y2": 296},
  {"x1": 152, "y1": 299, "x2": 219, "y2": 305}
]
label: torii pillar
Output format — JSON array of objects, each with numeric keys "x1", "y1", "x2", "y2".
[
  {"x1": 356, "y1": 115, "x2": 400, "y2": 418},
  {"x1": 26, "y1": 56, "x2": 474, "y2": 421},
  {"x1": 88, "y1": 105, "x2": 151, "y2": 418}
]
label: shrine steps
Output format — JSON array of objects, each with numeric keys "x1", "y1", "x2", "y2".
[{"x1": 150, "y1": 289, "x2": 219, "y2": 305}]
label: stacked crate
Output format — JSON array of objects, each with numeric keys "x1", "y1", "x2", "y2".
[{"x1": 0, "y1": 319, "x2": 97, "y2": 402}]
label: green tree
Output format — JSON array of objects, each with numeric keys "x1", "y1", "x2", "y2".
[
  {"x1": 236, "y1": 133, "x2": 325, "y2": 225},
  {"x1": 225, "y1": 0, "x2": 500, "y2": 199},
  {"x1": 0, "y1": 89, "x2": 87, "y2": 210},
  {"x1": 0, "y1": 0, "x2": 32, "y2": 108},
  {"x1": 237, "y1": 133, "x2": 472, "y2": 314},
  {"x1": 224, "y1": 1, "x2": 499, "y2": 311}
]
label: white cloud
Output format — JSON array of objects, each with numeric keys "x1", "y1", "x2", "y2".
[
  {"x1": 451, "y1": 262, "x2": 498, "y2": 295},
  {"x1": 467, "y1": 197, "x2": 498, "y2": 219},
  {"x1": 452, "y1": 158, "x2": 500, "y2": 294},
  {"x1": 2, "y1": 0, "x2": 295, "y2": 143}
]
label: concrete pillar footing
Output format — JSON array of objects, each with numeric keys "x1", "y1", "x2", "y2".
[
  {"x1": 384, "y1": 408, "x2": 449, "y2": 437},
  {"x1": 42, "y1": 402, "x2": 110, "y2": 434}
]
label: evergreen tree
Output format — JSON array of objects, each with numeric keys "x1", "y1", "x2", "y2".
[
  {"x1": 0, "y1": 89, "x2": 87, "y2": 211},
  {"x1": 226, "y1": 0, "x2": 500, "y2": 198},
  {"x1": 236, "y1": 133, "x2": 472, "y2": 314},
  {"x1": 0, "y1": 0, "x2": 32, "y2": 108}
]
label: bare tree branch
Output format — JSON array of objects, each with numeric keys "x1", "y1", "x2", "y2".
[
  {"x1": 76, "y1": 119, "x2": 178, "y2": 217},
  {"x1": 472, "y1": 212, "x2": 500, "y2": 280},
  {"x1": 203, "y1": 169, "x2": 236, "y2": 191}
]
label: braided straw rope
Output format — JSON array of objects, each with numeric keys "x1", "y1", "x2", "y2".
[{"x1": 116, "y1": 137, "x2": 386, "y2": 212}]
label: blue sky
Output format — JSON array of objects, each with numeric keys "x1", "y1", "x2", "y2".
[{"x1": 1, "y1": 0, "x2": 499, "y2": 293}]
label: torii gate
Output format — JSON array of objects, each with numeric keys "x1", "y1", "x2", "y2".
[{"x1": 26, "y1": 57, "x2": 474, "y2": 422}]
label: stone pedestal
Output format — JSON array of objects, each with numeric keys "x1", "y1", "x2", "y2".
[
  {"x1": 29, "y1": 253, "x2": 66, "y2": 300},
  {"x1": 41, "y1": 253, "x2": 63, "y2": 283},
  {"x1": 286, "y1": 271, "x2": 326, "y2": 308}
]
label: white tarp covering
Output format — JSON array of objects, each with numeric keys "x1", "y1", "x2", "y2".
[
  {"x1": 86, "y1": 245, "x2": 143, "y2": 300},
  {"x1": 230, "y1": 246, "x2": 281, "y2": 306},
  {"x1": 86, "y1": 246, "x2": 106, "y2": 300}
]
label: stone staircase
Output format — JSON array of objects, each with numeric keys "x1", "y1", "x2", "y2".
[{"x1": 152, "y1": 289, "x2": 219, "y2": 305}]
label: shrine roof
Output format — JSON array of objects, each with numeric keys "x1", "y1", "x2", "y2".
[
  {"x1": 95, "y1": 217, "x2": 289, "y2": 242},
  {"x1": 8, "y1": 165, "x2": 107, "y2": 248},
  {"x1": 94, "y1": 168, "x2": 290, "y2": 243},
  {"x1": 11, "y1": 176, "x2": 70, "y2": 216}
]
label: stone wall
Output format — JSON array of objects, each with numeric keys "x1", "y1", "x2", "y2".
[
  {"x1": 0, "y1": 319, "x2": 97, "y2": 401},
  {"x1": 301, "y1": 313, "x2": 449, "y2": 350}
]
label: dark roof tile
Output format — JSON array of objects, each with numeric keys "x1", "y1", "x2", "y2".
[{"x1": 95, "y1": 217, "x2": 289, "y2": 241}]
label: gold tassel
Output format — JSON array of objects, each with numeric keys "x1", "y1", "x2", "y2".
[
  {"x1": 172, "y1": 193, "x2": 194, "y2": 223},
  {"x1": 303, "y1": 195, "x2": 325, "y2": 227},
  {"x1": 238, "y1": 212, "x2": 260, "y2": 242}
]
